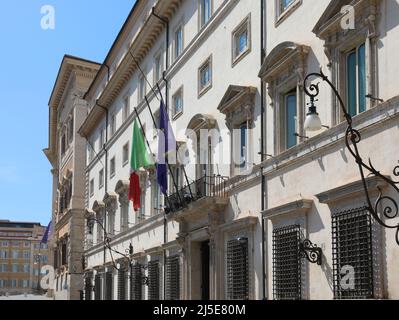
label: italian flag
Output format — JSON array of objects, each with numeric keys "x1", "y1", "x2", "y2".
[{"x1": 129, "y1": 119, "x2": 154, "y2": 211}]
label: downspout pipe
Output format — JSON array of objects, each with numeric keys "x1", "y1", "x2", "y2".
[
  {"x1": 260, "y1": 0, "x2": 267, "y2": 300},
  {"x1": 151, "y1": 6, "x2": 169, "y2": 301}
]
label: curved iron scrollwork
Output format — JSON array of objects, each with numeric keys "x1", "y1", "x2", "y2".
[
  {"x1": 304, "y1": 69, "x2": 399, "y2": 246},
  {"x1": 300, "y1": 239, "x2": 322, "y2": 265}
]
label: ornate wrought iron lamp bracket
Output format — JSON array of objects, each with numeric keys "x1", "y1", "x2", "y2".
[
  {"x1": 304, "y1": 69, "x2": 399, "y2": 246},
  {"x1": 300, "y1": 239, "x2": 322, "y2": 265}
]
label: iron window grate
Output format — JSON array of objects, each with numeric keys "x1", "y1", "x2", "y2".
[
  {"x1": 226, "y1": 238, "x2": 249, "y2": 300},
  {"x1": 148, "y1": 261, "x2": 160, "y2": 300},
  {"x1": 94, "y1": 274, "x2": 102, "y2": 300},
  {"x1": 130, "y1": 263, "x2": 142, "y2": 300},
  {"x1": 332, "y1": 207, "x2": 374, "y2": 299},
  {"x1": 117, "y1": 267, "x2": 127, "y2": 300},
  {"x1": 84, "y1": 274, "x2": 93, "y2": 301},
  {"x1": 272, "y1": 225, "x2": 301, "y2": 300},
  {"x1": 165, "y1": 255, "x2": 180, "y2": 300},
  {"x1": 105, "y1": 271, "x2": 113, "y2": 300}
]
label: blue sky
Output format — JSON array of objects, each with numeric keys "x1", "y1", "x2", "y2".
[{"x1": 0, "y1": 1, "x2": 135, "y2": 225}]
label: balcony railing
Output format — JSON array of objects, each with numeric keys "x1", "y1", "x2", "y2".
[{"x1": 165, "y1": 175, "x2": 229, "y2": 214}]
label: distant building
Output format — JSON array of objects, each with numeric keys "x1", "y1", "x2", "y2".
[
  {"x1": 44, "y1": 55, "x2": 100, "y2": 300},
  {"x1": 0, "y1": 221, "x2": 49, "y2": 296}
]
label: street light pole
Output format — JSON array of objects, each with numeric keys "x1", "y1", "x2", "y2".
[{"x1": 303, "y1": 69, "x2": 399, "y2": 245}]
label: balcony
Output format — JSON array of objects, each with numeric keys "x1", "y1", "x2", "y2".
[{"x1": 165, "y1": 175, "x2": 229, "y2": 220}]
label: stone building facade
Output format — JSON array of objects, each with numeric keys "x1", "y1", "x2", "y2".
[
  {"x1": 0, "y1": 221, "x2": 49, "y2": 296},
  {"x1": 44, "y1": 55, "x2": 100, "y2": 300},
  {"x1": 46, "y1": 0, "x2": 399, "y2": 300}
]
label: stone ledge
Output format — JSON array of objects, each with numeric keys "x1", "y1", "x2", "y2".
[{"x1": 262, "y1": 199, "x2": 313, "y2": 219}]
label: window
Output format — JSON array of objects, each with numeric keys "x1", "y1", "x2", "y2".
[
  {"x1": 138, "y1": 191, "x2": 146, "y2": 222},
  {"x1": 148, "y1": 261, "x2": 160, "y2": 300},
  {"x1": 12, "y1": 264, "x2": 19, "y2": 273},
  {"x1": 172, "y1": 87, "x2": 183, "y2": 118},
  {"x1": 346, "y1": 43, "x2": 366, "y2": 117},
  {"x1": 138, "y1": 75, "x2": 146, "y2": 103},
  {"x1": 198, "y1": 56, "x2": 212, "y2": 96},
  {"x1": 94, "y1": 274, "x2": 102, "y2": 300},
  {"x1": 90, "y1": 179, "x2": 95, "y2": 197},
  {"x1": 22, "y1": 280, "x2": 29, "y2": 288},
  {"x1": 332, "y1": 207, "x2": 374, "y2": 299},
  {"x1": 0, "y1": 250, "x2": 7, "y2": 259},
  {"x1": 165, "y1": 256, "x2": 180, "y2": 300},
  {"x1": 117, "y1": 267, "x2": 127, "y2": 300},
  {"x1": 154, "y1": 52, "x2": 163, "y2": 84},
  {"x1": 96, "y1": 212, "x2": 104, "y2": 244},
  {"x1": 24, "y1": 241, "x2": 30, "y2": 247},
  {"x1": 1, "y1": 241, "x2": 8, "y2": 247},
  {"x1": 88, "y1": 141, "x2": 95, "y2": 163},
  {"x1": 12, "y1": 250, "x2": 19, "y2": 259},
  {"x1": 232, "y1": 16, "x2": 251, "y2": 65},
  {"x1": 226, "y1": 238, "x2": 249, "y2": 300},
  {"x1": 280, "y1": 0, "x2": 295, "y2": 13},
  {"x1": 23, "y1": 264, "x2": 30, "y2": 273},
  {"x1": 151, "y1": 179, "x2": 162, "y2": 216},
  {"x1": 284, "y1": 91, "x2": 297, "y2": 150},
  {"x1": 130, "y1": 263, "x2": 142, "y2": 300},
  {"x1": 61, "y1": 133, "x2": 66, "y2": 157},
  {"x1": 120, "y1": 200, "x2": 129, "y2": 233},
  {"x1": 272, "y1": 225, "x2": 301, "y2": 300},
  {"x1": 110, "y1": 157, "x2": 116, "y2": 179},
  {"x1": 239, "y1": 123, "x2": 248, "y2": 170},
  {"x1": 23, "y1": 251, "x2": 30, "y2": 260},
  {"x1": 108, "y1": 212, "x2": 115, "y2": 236},
  {"x1": 110, "y1": 114, "x2": 116, "y2": 137},
  {"x1": 99, "y1": 127, "x2": 105, "y2": 150},
  {"x1": 99, "y1": 169, "x2": 104, "y2": 189},
  {"x1": 174, "y1": 25, "x2": 184, "y2": 60},
  {"x1": 68, "y1": 117, "x2": 74, "y2": 144},
  {"x1": 122, "y1": 143, "x2": 129, "y2": 167},
  {"x1": 123, "y1": 96, "x2": 130, "y2": 122},
  {"x1": 0, "y1": 264, "x2": 8, "y2": 272},
  {"x1": 0, "y1": 280, "x2": 6, "y2": 288},
  {"x1": 11, "y1": 279, "x2": 17, "y2": 288},
  {"x1": 200, "y1": 0, "x2": 212, "y2": 27}
]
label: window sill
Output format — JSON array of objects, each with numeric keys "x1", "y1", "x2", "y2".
[
  {"x1": 232, "y1": 48, "x2": 251, "y2": 68},
  {"x1": 172, "y1": 111, "x2": 183, "y2": 121},
  {"x1": 198, "y1": 84, "x2": 212, "y2": 99}
]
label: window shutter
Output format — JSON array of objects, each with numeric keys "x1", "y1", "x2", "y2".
[
  {"x1": 165, "y1": 256, "x2": 180, "y2": 300},
  {"x1": 94, "y1": 274, "x2": 102, "y2": 300},
  {"x1": 117, "y1": 267, "x2": 127, "y2": 300},
  {"x1": 105, "y1": 271, "x2": 113, "y2": 300},
  {"x1": 148, "y1": 261, "x2": 160, "y2": 300},
  {"x1": 130, "y1": 263, "x2": 142, "y2": 300}
]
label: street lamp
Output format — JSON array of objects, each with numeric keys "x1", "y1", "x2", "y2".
[
  {"x1": 34, "y1": 253, "x2": 42, "y2": 293},
  {"x1": 303, "y1": 69, "x2": 399, "y2": 245}
]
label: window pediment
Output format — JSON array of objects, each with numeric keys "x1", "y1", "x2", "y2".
[
  {"x1": 217, "y1": 85, "x2": 256, "y2": 116},
  {"x1": 187, "y1": 113, "x2": 216, "y2": 132},
  {"x1": 258, "y1": 41, "x2": 310, "y2": 83},
  {"x1": 313, "y1": 0, "x2": 380, "y2": 40},
  {"x1": 92, "y1": 200, "x2": 105, "y2": 213},
  {"x1": 115, "y1": 180, "x2": 129, "y2": 195}
]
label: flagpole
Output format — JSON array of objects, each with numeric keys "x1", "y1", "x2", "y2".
[
  {"x1": 133, "y1": 107, "x2": 174, "y2": 211},
  {"x1": 156, "y1": 83, "x2": 194, "y2": 200}
]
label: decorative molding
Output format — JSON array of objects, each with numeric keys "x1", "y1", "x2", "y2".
[
  {"x1": 316, "y1": 175, "x2": 388, "y2": 205},
  {"x1": 262, "y1": 199, "x2": 313, "y2": 219},
  {"x1": 219, "y1": 215, "x2": 258, "y2": 232}
]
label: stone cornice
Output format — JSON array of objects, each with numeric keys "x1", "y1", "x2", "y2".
[
  {"x1": 219, "y1": 215, "x2": 258, "y2": 232},
  {"x1": 80, "y1": 0, "x2": 183, "y2": 137},
  {"x1": 262, "y1": 199, "x2": 313, "y2": 219},
  {"x1": 316, "y1": 175, "x2": 388, "y2": 205}
]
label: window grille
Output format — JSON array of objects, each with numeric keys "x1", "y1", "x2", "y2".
[
  {"x1": 272, "y1": 225, "x2": 301, "y2": 300},
  {"x1": 84, "y1": 274, "x2": 92, "y2": 301},
  {"x1": 117, "y1": 267, "x2": 127, "y2": 300},
  {"x1": 165, "y1": 256, "x2": 180, "y2": 300},
  {"x1": 332, "y1": 207, "x2": 374, "y2": 299},
  {"x1": 148, "y1": 261, "x2": 160, "y2": 300},
  {"x1": 130, "y1": 263, "x2": 142, "y2": 300},
  {"x1": 94, "y1": 274, "x2": 102, "y2": 300},
  {"x1": 226, "y1": 238, "x2": 249, "y2": 300},
  {"x1": 105, "y1": 271, "x2": 113, "y2": 300}
]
